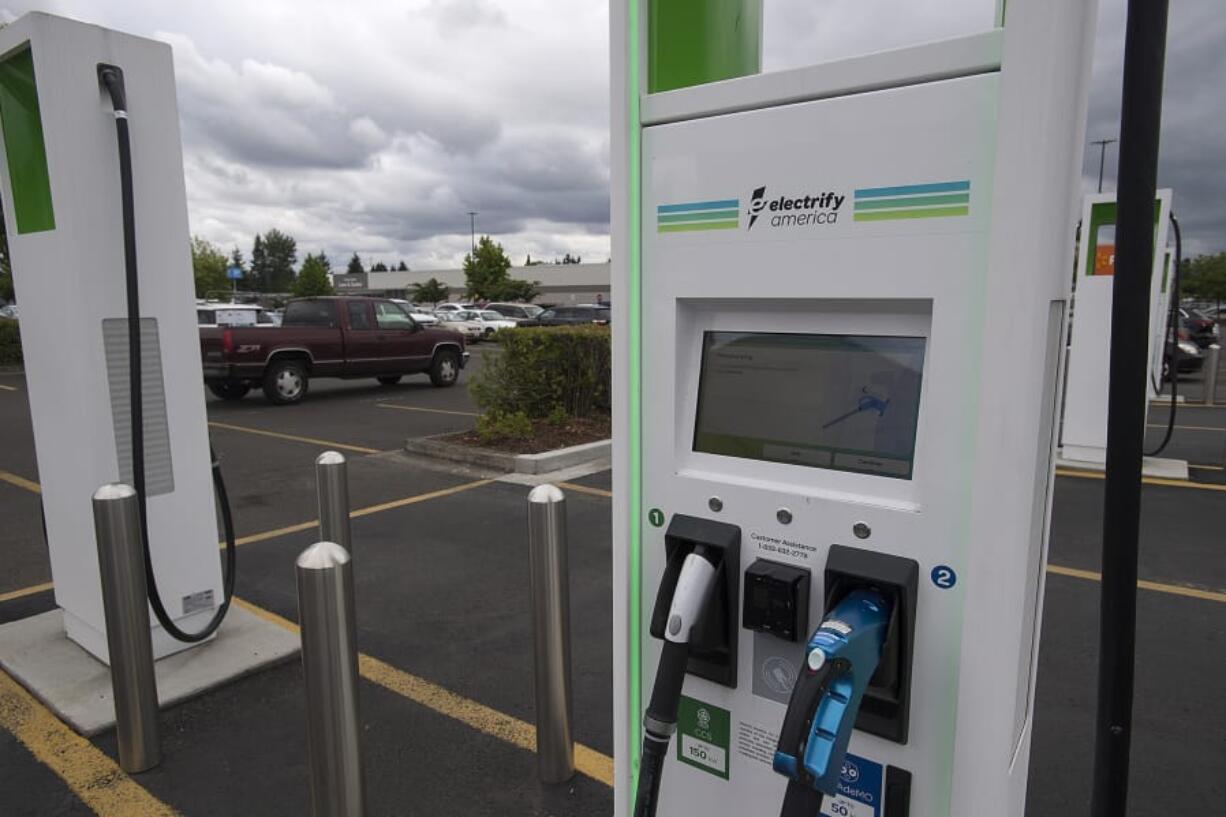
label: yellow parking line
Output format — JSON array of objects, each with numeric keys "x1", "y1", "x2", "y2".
[
  {"x1": 1056, "y1": 467, "x2": 1226, "y2": 493},
  {"x1": 1188, "y1": 463, "x2": 1225, "y2": 471},
  {"x1": 0, "y1": 581, "x2": 53, "y2": 603},
  {"x1": 0, "y1": 670, "x2": 180, "y2": 816},
  {"x1": 234, "y1": 597, "x2": 615, "y2": 787},
  {"x1": 557, "y1": 481, "x2": 613, "y2": 499},
  {"x1": 0, "y1": 383, "x2": 16, "y2": 391},
  {"x1": 208, "y1": 421, "x2": 380, "y2": 455},
  {"x1": 1046, "y1": 564, "x2": 1226, "y2": 604},
  {"x1": 1146, "y1": 422, "x2": 1225, "y2": 432},
  {"x1": 376, "y1": 402, "x2": 479, "y2": 418},
  {"x1": 0, "y1": 468, "x2": 40, "y2": 494}
]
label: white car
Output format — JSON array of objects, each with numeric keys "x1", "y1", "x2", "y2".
[
  {"x1": 196, "y1": 302, "x2": 275, "y2": 328},
  {"x1": 390, "y1": 299, "x2": 439, "y2": 326},
  {"x1": 435, "y1": 310, "x2": 484, "y2": 341},
  {"x1": 434, "y1": 302, "x2": 478, "y2": 314},
  {"x1": 477, "y1": 310, "x2": 518, "y2": 337},
  {"x1": 0, "y1": 304, "x2": 18, "y2": 320}
]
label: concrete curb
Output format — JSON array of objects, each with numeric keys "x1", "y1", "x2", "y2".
[{"x1": 405, "y1": 435, "x2": 611, "y2": 475}]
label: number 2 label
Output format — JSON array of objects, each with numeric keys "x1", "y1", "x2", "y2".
[{"x1": 931, "y1": 565, "x2": 957, "y2": 589}]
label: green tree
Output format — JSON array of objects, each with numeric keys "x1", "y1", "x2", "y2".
[
  {"x1": 249, "y1": 234, "x2": 268, "y2": 291},
  {"x1": 397, "y1": 260, "x2": 409, "y2": 271},
  {"x1": 371, "y1": 261, "x2": 388, "y2": 272},
  {"x1": 411, "y1": 277, "x2": 450, "y2": 305},
  {"x1": 191, "y1": 236, "x2": 229, "y2": 298},
  {"x1": 499, "y1": 278, "x2": 541, "y2": 302},
  {"x1": 1182, "y1": 252, "x2": 1226, "y2": 312},
  {"x1": 293, "y1": 252, "x2": 335, "y2": 296},
  {"x1": 347, "y1": 252, "x2": 364, "y2": 275},
  {"x1": 229, "y1": 247, "x2": 246, "y2": 276},
  {"x1": 524, "y1": 253, "x2": 543, "y2": 266},
  {"x1": 463, "y1": 236, "x2": 538, "y2": 301},
  {"x1": 261, "y1": 229, "x2": 297, "y2": 292}
]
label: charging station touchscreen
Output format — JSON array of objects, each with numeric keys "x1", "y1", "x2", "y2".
[{"x1": 693, "y1": 332, "x2": 925, "y2": 478}]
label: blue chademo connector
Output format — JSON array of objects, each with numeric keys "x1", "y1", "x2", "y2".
[{"x1": 773, "y1": 589, "x2": 892, "y2": 815}]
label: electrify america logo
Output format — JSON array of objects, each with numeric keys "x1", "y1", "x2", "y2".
[{"x1": 747, "y1": 185, "x2": 845, "y2": 230}]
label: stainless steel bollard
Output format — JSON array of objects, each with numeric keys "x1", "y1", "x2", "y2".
[
  {"x1": 316, "y1": 451, "x2": 352, "y2": 552},
  {"x1": 296, "y1": 541, "x2": 366, "y2": 817},
  {"x1": 91, "y1": 484, "x2": 160, "y2": 773},
  {"x1": 526, "y1": 484, "x2": 575, "y2": 783},
  {"x1": 1204, "y1": 345, "x2": 1221, "y2": 405}
]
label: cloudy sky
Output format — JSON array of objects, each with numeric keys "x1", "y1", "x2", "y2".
[{"x1": 4, "y1": 0, "x2": 1223, "y2": 267}]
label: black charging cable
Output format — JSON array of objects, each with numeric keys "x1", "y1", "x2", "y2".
[
  {"x1": 1146, "y1": 212, "x2": 1182, "y2": 456},
  {"x1": 99, "y1": 64, "x2": 237, "y2": 642}
]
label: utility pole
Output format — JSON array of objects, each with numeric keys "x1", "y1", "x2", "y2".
[
  {"x1": 1091, "y1": 137, "x2": 1118, "y2": 192},
  {"x1": 467, "y1": 211, "x2": 478, "y2": 256}
]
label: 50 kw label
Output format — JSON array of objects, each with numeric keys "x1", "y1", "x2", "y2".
[{"x1": 820, "y1": 753, "x2": 884, "y2": 817}]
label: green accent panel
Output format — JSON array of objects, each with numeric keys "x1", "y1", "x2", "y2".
[
  {"x1": 1085, "y1": 199, "x2": 1163, "y2": 276},
  {"x1": 657, "y1": 209, "x2": 739, "y2": 223},
  {"x1": 676, "y1": 696, "x2": 731, "y2": 779},
  {"x1": 649, "y1": 0, "x2": 762, "y2": 93},
  {"x1": 0, "y1": 47, "x2": 54, "y2": 233},
  {"x1": 627, "y1": 0, "x2": 644, "y2": 789},
  {"x1": 855, "y1": 193, "x2": 970, "y2": 211},
  {"x1": 854, "y1": 206, "x2": 970, "y2": 222},
  {"x1": 658, "y1": 220, "x2": 739, "y2": 233}
]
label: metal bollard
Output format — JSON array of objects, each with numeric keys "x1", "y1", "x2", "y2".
[
  {"x1": 297, "y1": 541, "x2": 366, "y2": 817},
  {"x1": 316, "y1": 451, "x2": 351, "y2": 552},
  {"x1": 526, "y1": 484, "x2": 575, "y2": 783},
  {"x1": 1204, "y1": 345, "x2": 1221, "y2": 405},
  {"x1": 91, "y1": 484, "x2": 160, "y2": 773}
]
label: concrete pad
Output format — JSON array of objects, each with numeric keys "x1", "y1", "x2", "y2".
[
  {"x1": 0, "y1": 604, "x2": 299, "y2": 735},
  {"x1": 1056, "y1": 451, "x2": 1190, "y2": 480}
]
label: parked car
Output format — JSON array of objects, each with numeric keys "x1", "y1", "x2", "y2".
[
  {"x1": 390, "y1": 299, "x2": 439, "y2": 326},
  {"x1": 0, "y1": 304, "x2": 17, "y2": 320},
  {"x1": 435, "y1": 310, "x2": 484, "y2": 342},
  {"x1": 200, "y1": 296, "x2": 468, "y2": 404},
  {"x1": 1178, "y1": 306, "x2": 1218, "y2": 349},
  {"x1": 197, "y1": 302, "x2": 275, "y2": 328},
  {"x1": 526, "y1": 305, "x2": 611, "y2": 327},
  {"x1": 434, "y1": 302, "x2": 478, "y2": 314},
  {"x1": 484, "y1": 302, "x2": 544, "y2": 322},
  {"x1": 1162, "y1": 333, "x2": 1204, "y2": 382},
  {"x1": 476, "y1": 310, "x2": 518, "y2": 337}
]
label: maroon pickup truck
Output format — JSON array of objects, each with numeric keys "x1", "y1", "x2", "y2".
[{"x1": 201, "y1": 296, "x2": 469, "y2": 405}]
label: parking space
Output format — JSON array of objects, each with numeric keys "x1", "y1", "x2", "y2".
[{"x1": 1, "y1": 356, "x2": 1223, "y2": 815}]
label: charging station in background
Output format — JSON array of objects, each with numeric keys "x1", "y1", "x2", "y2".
[
  {"x1": 0, "y1": 14, "x2": 223, "y2": 662},
  {"x1": 611, "y1": 2, "x2": 1097, "y2": 816},
  {"x1": 1061, "y1": 190, "x2": 1178, "y2": 471}
]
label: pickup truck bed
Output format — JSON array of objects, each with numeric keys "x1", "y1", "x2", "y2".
[{"x1": 200, "y1": 296, "x2": 468, "y2": 404}]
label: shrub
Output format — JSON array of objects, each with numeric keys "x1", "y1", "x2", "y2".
[
  {"x1": 475, "y1": 409, "x2": 533, "y2": 443},
  {"x1": 470, "y1": 325, "x2": 610, "y2": 419},
  {"x1": 0, "y1": 320, "x2": 21, "y2": 366}
]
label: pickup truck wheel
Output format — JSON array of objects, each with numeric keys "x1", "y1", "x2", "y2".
[
  {"x1": 207, "y1": 379, "x2": 250, "y2": 401},
  {"x1": 377, "y1": 375, "x2": 402, "y2": 386},
  {"x1": 429, "y1": 349, "x2": 461, "y2": 387},
  {"x1": 263, "y1": 359, "x2": 309, "y2": 405}
]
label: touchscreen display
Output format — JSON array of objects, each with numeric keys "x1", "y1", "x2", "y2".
[{"x1": 693, "y1": 332, "x2": 926, "y2": 479}]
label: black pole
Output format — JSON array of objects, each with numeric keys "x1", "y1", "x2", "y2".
[
  {"x1": 1091, "y1": 138, "x2": 1117, "y2": 193},
  {"x1": 1090, "y1": 1, "x2": 1169, "y2": 815}
]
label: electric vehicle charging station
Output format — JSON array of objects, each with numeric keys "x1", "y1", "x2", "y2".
[
  {"x1": 1062, "y1": 190, "x2": 1175, "y2": 468},
  {"x1": 0, "y1": 14, "x2": 225, "y2": 662},
  {"x1": 611, "y1": 2, "x2": 1098, "y2": 815}
]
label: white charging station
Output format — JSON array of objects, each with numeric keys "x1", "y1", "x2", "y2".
[
  {"x1": 612, "y1": 2, "x2": 1097, "y2": 816},
  {"x1": 1062, "y1": 190, "x2": 1174, "y2": 468},
  {"x1": 0, "y1": 14, "x2": 223, "y2": 662}
]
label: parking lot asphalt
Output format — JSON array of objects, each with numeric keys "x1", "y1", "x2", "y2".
[{"x1": 1, "y1": 355, "x2": 1224, "y2": 816}]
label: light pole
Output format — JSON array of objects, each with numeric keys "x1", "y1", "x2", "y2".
[
  {"x1": 467, "y1": 211, "x2": 478, "y2": 256},
  {"x1": 1091, "y1": 137, "x2": 1118, "y2": 193}
]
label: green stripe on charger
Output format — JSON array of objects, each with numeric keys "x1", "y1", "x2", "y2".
[
  {"x1": 657, "y1": 209, "x2": 740, "y2": 223},
  {"x1": 658, "y1": 220, "x2": 739, "y2": 233},
  {"x1": 854, "y1": 206, "x2": 970, "y2": 222},
  {"x1": 854, "y1": 193, "x2": 970, "y2": 211}
]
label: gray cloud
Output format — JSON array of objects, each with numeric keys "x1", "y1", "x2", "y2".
[{"x1": 2, "y1": 0, "x2": 1220, "y2": 267}]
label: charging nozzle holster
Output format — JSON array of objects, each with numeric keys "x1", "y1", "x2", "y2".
[
  {"x1": 773, "y1": 589, "x2": 892, "y2": 796},
  {"x1": 649, "y1": 515, "x2": 741, "y2": 688}
]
